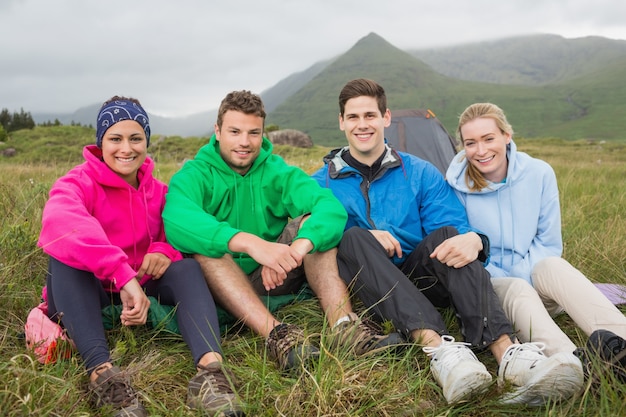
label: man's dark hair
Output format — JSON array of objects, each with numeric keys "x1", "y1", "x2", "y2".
[{"x1": 338, "y1": 79, "x2": 387, "y2": 117}]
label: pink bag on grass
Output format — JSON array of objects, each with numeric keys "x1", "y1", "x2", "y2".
[{"x1": 24, "y1": 302, "x2": 75, "y2": 364}]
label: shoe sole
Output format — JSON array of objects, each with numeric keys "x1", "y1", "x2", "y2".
[
  {"x1": 500, "y1": 353, "x2": 584, "y2": 406},
  {"x1": 283, "y1": 345, "x2": 321, "y2": 372},
  {"x1": 445, "y1": 371, "x2": 493, "y2": 404}
]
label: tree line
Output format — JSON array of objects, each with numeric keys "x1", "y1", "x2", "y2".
[
  {"x1": 0, "y1": 108, "x2": 93, "y2": 142},
  {"x1": 0, "y1": 108, "x2": 35, "y2": 138}
]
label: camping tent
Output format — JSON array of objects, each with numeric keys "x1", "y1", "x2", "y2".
[{"x1": 385, "y1": 109, "x2": 458, "y2": 174}]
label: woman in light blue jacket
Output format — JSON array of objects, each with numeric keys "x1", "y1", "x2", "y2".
[{"x1": 446, "y1": 102, "x2": 626, "y2": 380}]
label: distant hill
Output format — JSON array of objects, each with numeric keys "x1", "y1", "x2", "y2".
[
  {"x1": 30, "y1": 33, "x2": 626, "y2": 144},
  {"x1": 34, "y1": 103, "x2": 215, "y2": 139},
  {"x1": 410, "y1": 34, "x2": 626, "y2": 85}
]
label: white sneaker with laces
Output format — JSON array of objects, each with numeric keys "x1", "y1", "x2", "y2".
[
  {"x1": 497, "y1": 343, "x2": 584, "y2": 406},
  {"x1": 423, "y1": 335, "x2": 493, "y2": 404}
]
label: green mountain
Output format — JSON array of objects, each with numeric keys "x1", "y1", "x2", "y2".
[
  {"x1": 267, "y1": 33, "x2": 626, "y2": 146},
  {"x1": 262, "y1": 59, "x2": 333, "y2": 112},
  {"x1": 267, "y1": 33, "x2": 462, "y2": 146}
]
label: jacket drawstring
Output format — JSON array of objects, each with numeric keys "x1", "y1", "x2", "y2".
[
  {"x1": 507, "y1": 179, "x2": 516, "y2": 276},
  {"x1": 248, "y1": 175, "x2": 255, "y2": 214},
  {"x1": 142, "y1": 188, "x2": 153, "y2": 245},
  {"x1": 233, "y1": 171, "x2": 240, "y2": 229},
  {"x1": 128, "y1": 188, "x2": 138, "y2": 271},
  {"x1": 496, "y1": 180, "x2": 517, "y2": 274}
]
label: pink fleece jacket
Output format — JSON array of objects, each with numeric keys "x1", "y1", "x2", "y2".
[{"x1": 38, "y1": 145, "x2": 182, "y2": 293}]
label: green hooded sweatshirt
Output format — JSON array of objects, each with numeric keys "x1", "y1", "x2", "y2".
[{"x1": 163, "y1": 134, "x2": 347, "y2": 274}]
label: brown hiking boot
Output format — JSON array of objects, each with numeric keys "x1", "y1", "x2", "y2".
[
  {"x1": 88, "y1": 366, "x2": 147, "y2": 417},
  {"x1": 187, "y1": 362, "x2": 244, "y2": 416},
  {"x1": 266, "y1": 323, "x2": 320, "y2": 371},
  {"x1": 330, "y1": 313, "x2": 405, "y2": 356}
]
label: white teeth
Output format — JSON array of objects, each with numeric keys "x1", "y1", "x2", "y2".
[
  {"x1": 117, "y1": 157, "x2": 134, "y2": 162},
  {"x1": 478, "y1": 156, "x2": 494, "y2": 163}
]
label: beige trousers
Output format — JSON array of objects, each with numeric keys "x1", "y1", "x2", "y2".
[{"x1": 491, "y1": 256, "x2": 626, "y2": 356}]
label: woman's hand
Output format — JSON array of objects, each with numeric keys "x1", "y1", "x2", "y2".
[
  {"x1": 137, "y1": 252, "x2": 171, "y2": 280},
  {"x1": 119, "y1": 278, "x2": 150, "y2": 326}
]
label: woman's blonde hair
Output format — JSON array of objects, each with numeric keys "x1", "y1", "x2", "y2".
[{"x1": 457, "y1": 103, "x2": 514, "y2": 191}]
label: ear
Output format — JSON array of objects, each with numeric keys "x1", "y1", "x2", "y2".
[
  {"x1": 339, "y1": 113, "x2": 345, "y2": 131},
  {"x1": 505, "y1": 132, "x2": 512, "y2": 144},
  {"x1": 214, "y1": 124, "x2": 220, "y2": 141},
  {"x1": 383, "y1": 109, "x2": 391, "y2": 128}
]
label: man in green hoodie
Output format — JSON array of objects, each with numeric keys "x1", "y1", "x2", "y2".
[{"x1": 163, "y1": 90, "x2": 401, "y2": 372}]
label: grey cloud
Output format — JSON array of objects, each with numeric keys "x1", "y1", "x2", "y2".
[{"x1": 1, "y1": 0, "x2": 625, "y2": 116}]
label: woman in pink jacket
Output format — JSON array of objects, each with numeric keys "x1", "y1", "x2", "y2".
[{"x1": 37, "y1": 97, "x2": 243, "y2": 417}]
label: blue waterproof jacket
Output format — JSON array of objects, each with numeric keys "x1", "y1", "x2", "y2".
[{"x1": 312, "y1": 145, "x2": 480, "y2": 266}]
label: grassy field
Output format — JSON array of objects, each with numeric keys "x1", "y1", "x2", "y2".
[{"x1": 1, "y1": 136, "x2": 626, "y2": 416}]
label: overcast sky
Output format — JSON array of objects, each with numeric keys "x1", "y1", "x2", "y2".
[{"x1": 2, "y1": 0, "x2": 625, "y2": 118}]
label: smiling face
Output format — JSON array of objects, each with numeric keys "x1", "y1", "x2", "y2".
[
  {"x1": 460, "y1": 116, "x2": 511, "y2": 183},
  {"x1": 215, "y1": 110, "x2": 264, "y2": 175},
  {"x1": 100, "y1": 119, "x2": 148, "y2": 187},
  {"x1": 339, "y1": 95, "x2": 391, "y2": 166}
]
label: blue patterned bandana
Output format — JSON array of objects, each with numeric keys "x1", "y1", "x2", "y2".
[{"x1": 95, "y1": 99, "x2": 151, "y2": 147}]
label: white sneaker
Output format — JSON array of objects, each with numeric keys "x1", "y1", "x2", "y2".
[
  {"x1": 423, "y1": 335, "x2": 493, "y2": 404},
  {"x1": 497, "y1": 343, "x2": 584, "y2": 406}
]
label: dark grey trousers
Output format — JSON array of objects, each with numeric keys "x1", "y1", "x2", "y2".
[
  {"x1": 337, "y1": 226, "x2": 513, "y2": 348},
  {"x1": 46, "y1": 257, "x2": 222, "y2": 373}
]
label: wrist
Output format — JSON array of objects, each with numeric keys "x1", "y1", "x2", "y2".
[{"x1": 477, "y1": 233, "x2": 490, "y2": 263}]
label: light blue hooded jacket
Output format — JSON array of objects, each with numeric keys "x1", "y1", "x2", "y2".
[{"x1": 446, "y1": 140, "x2": 562, "y2": 284}]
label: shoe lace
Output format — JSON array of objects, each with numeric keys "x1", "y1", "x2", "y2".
[
  {"x1": 267, "y1": 324, "x2": 303, "y2": 358},
  {"x1": 196, "y1": 364, "x2": 235, "y2": 396},
  {"x1": 356, "y1": 317, "x2": 383, "y2": 338},
  {"x1": 93, "y1": 372, "x2": 136, "y2": 408},
  {"x1": 504, "y1": 342, "x2": 546, "y2": 359},
  {"x1": 423, "y1": 335, "x2": 469, "y2": 357}
]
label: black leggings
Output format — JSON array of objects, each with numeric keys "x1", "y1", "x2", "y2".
[
  {"x1": 46, "y1": 257, "x2": 222, "y2": 373},
  {"x1": 337, "y1": 226, "x2": 513, "y2": 348}
]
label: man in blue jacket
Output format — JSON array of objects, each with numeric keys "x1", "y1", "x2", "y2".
[{"x1": 311, "y1": 78, "x2": 583, "y2": 406}]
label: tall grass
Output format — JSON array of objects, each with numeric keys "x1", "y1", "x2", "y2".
[{"x1": 1, "y1": 139, "x2": 625, "y2": 416}]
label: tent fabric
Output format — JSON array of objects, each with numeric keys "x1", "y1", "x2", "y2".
[{"x1": 386, "y1": 109, "x2": 458, "y2": 174}]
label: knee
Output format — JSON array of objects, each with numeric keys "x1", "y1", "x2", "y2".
[
  {"x1": 344, "y1": 226, "x2": 369, "y2": 240},
  {"x1": 433, "y1": 226, "x2": 460, "y2": 240},
  {"x1": 531, "y1": 256, "x2": 567, "y2": 283},
  {"x1": 193, "y1": 252, "x2": 235, "y2": 269},
  {"x1": 534, "y1": 256, "x2": 565, "y2": 271},
  {"x1": 339, "y1": 226, "x2": 369, "y2": 248},
  {"x1": 167, "y1": 258, "x2": 205, "y2": 284}
]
